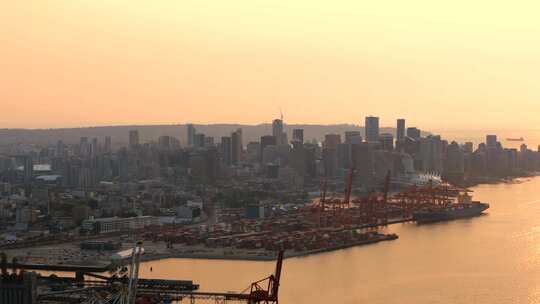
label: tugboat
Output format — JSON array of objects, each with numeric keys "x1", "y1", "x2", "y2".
[{"x1": 413, "y1": 192, "x2": 489, "y2": 224}]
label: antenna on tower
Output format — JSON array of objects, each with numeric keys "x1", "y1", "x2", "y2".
[{"x1": 279, "y1": 108, "x2": 283, "y2": 120}]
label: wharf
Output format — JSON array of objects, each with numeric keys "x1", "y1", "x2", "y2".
[{"x1": 5, "y1": 262, "x2": 112, "y2": 272}]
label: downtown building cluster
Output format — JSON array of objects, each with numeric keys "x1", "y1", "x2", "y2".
[{"x1": 0, "y1": 118, "x2": 539, "y2": 237}]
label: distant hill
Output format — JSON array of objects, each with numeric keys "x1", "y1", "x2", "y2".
[{"x1": 0, "y1": 124, "x2": 423, "y2": 146}]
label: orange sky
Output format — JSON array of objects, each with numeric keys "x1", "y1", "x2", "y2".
[{"x1": 1, "y1": 1, "x2": 539, "y2": 130}]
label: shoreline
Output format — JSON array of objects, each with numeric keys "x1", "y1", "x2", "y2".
[{"x1": 139, "y1": 234, "x2": 399, "y2": 263}]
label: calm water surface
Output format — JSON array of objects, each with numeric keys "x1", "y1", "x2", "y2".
[{"x1": 139, "y1": 177, "x2": 540, "y2": 304}]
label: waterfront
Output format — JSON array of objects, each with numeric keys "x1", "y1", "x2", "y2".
[{"x1": 137, "y1": 177, "x2": 540, "y2": 304}]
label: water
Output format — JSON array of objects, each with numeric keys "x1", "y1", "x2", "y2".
[{"x1": 138, "y1": 177, "x2": 540, "y2": 304}]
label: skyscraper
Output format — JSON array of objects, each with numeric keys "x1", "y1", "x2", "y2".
[
  {"x1": 486, "y1": 135, "x2": 498, "y2": 147},
  {"x1": 23, "y1": 156, "x2": 33, "y2": 184},
  {"x1": 194, "y1": 133, "x2": 205, "y2": 148},
  {"x1": 129, "y1": 130, "x2": 139, "y2": 148},
  {"x1": 104, "y1": 136, "x2": 112, "y2": 153},
  {"x1": 292, "y1": 129, "x2": 304, "y2": 144},
  {"x1": 91, "y1": 137, "x2": 98, "y2": 156},
  {"x1": 365, "y1": 116, "x2": 380, "y2": 142},
  {"x1": 344, "y1": 131, "x2": 362, "y2": 144},
  {"x1": 272, "y1": 119, "x2": 284, "y2": 145},
  {"x1": 260, "y1": 135, "x2": 277, "y2": 163},
  {"x1": 396, "y1": 119, "x2": 406, "y2": 142},
  {"x1": 407, "y1": 127, "x2": 421, "y2": 139},
  {"x1": 324, "y1": 134, "x2": 341, "y2": 149},
  {"x1": 187, "y1": 124, "x2": 196, "y2": 147},
  {"x1": 231, "y1": 128, "x2": 243, "y2": 165},
  {"x1": 221, "y1": 136, "x2": 232, "y2": 166},
  {"x1": 379, "y1": 133, "x2": 394, "y2": 151}
]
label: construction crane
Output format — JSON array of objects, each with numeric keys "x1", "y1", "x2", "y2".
[
  {"x1": 127, "y1": 241, "x2": 143, "y2": 304},
  {"x1": 37, "y1": 250, "x2": 285, "y2": 304}
]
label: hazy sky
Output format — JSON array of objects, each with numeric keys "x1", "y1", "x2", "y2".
[{"x1": 2, "y1": 1, "x2": 540, "y2": 130}]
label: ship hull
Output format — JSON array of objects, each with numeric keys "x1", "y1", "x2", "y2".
[{"x1": 413, "y1": 203, "x2": 489, "y2": 224}]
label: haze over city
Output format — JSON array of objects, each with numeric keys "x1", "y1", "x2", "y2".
[
  {"x1": 2, "y1": 1, "x2": 540, "y2": 129},
  {"x1": 2, "y1": 2, "x2": 540, "y2": 304}
]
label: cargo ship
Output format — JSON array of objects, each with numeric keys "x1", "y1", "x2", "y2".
[{"x1": 413, "y1": 192, "x2": 489, "y2": 223}]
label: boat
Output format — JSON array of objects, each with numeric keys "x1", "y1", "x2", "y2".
[
  {"x1": 412, "y1": 192, "x2": 489, "y2": 223},
  {"x1": 506, "y1": 137, "x2": 524, "y2": 141}
]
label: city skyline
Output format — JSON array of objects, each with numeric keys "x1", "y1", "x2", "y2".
[{"x1": 2, "y1": 1, "x2": 540, "y2": 129}]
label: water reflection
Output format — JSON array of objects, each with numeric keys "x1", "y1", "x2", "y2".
[{"x1": 137, "y1": 177, "x2": 540, "y2": 304}]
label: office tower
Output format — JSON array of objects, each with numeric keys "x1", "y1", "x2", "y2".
[
  {"x1": 396, "y1": 119, "x2": 406, "y2": 142},
  {"x1": 272, "y1": 119, "x2": 284, "y2": 145},
  {"x1": 344, "y1": 131, "x2": 362, "y2": 144},
  {"x1": 221, "y1": 137, "x2": 232, "y2": 166},
  {"x1": 379, "y1": 133, "x2": 394, "y2": 151},
  {"x1": 204, "y1": 137, "x2": 215, "y2": 147},
  {"x1": 79, "y1": 137, "x2": 89, "y2": 156},
  {"x1": 419, "y1": 135, "x2": 444, "y2": 172},
  {"x1": 194, "y1": 133, "x2": 205, "y2": 148},
  {"x1": 260, "y1": 135, "x2": 277, "y2": 162},
  {"x1": 444, "y1": 142, "x2": 465, "y2": 184},
  {"x1": 187, "y1": 124, "x2": 196, "y2": 147},
  {"x1": 324, "y1": 134, "x2": 341, "y2": 149},
  {"x1": 23, "y1": 156, "x2": 34, "y2": 183},
  {"x1": 406, "y1": 127, "x2": 421, "y2": 140},
  {"x1": 129, "y1": 130, "x2": 139, "y2": 148},
  {"x1": 486, "y1": 135, "x2": 498, "y2": 147},
  {"x1": 56, "y1": 140, "x2": 66, "y2": 157},
  {"x1": 91, "y1": 137, "x2": 98, "y2": 156},
  {"x1": 246, "y1": 142, "x2": 261, "y2": 163},
  {"x1": 463, "y1": 142, "x2": 474, "y2": 154},
  {"x1": 231, "y1": 128, "x2": 243, "y2": 165},
  {"x1": 351, "y1": 142, "x2": 374, "y2": 184},
  {"x1": 292, "y1": 129, "x2": 304, "y2": 144},
  {"x1": 365, "y1": 116, "x2": 380, "y2": 142},
  {"x1": 104, "y1": 136, "x2": 112, "y2": 153},
  {"x1": 158, "y1": 135, "x2": 171, "y2": 150},
  {"x1": 322, "y1": 147, "x2": 338, "y2": 176}
]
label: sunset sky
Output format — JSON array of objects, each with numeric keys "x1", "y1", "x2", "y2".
[{"x1": 2, "y1": 1, "x2": 539, "y2": 130}]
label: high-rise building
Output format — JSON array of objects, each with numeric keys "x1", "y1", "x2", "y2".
[
  {"x1": 272, "y1": 119, "x2": 284, "y2": 145},
  {"x1": 486, "y1": 135, "x2": 498, "y2": 147},
  {"x1": 187, "y1": 124, "x2": 196, "y2": 147},
  {"x1": 104, "y1": 136, "x2": 112, "y2": 153},
  {"x1": 23, "y1": 156, "x2": 33, "y2": 184},
  {"x1": 260, "y1": 135, "x2": 277, "y2": 163},
  {"x1": 365, "y1": 116, "x2": 380, "y2": 142},
  {"x1": 463, "y1": 142, "x2": 474, "y2": 154},
  {"x1": 322, "y1": 147, "x2": 338, "y2": 176},
  {"x1": 396, "y1": 119, "x2": 406, "y2": 142},
  {"x1": 379, "y1": 133, "x2": 394, "y2": 151},
  {"x1": 324, "y1": 134, "x2": 341, "y2": 149},
  {"x1": 204, "y1": 137, "x2": 215, "y2": 147},
  {"x1": 158, "y1": 135, "x2": 171, "y2": 150},
  {"x1": 80, "y1": 137, "x2": 89, "y2": 156},
  {"x1": 344, "y1": 131, "x2": 362, "y2": 144},
  {"x1": 351, "y1": 142, "x2": 374, "y2": 184},
  {"x1": 91, "y1": 138, "x2": 98, "y2": 156},
  {"x1": 221, "y1": 136, "x2": 232, "y2": 166},
  {"x1": 292, "y1": 129, "x2": 304, "y2": 144},
  {"x1": 246, "y1": 142, "x2": 261, "y2": 163},
  {"x1": 231, "y1": 129, "x2": 243, "y2": 165},
  {"x1": 406, "y1": 127, "x2": 421, "y2": 140},
  {"x1": 129, "y1": 130, "x2": 139, "y2": 148},
  {"x1": 194, "y1": 133, "x2": 206, "y2": 148},
  {"x1": 56, "y1": 140, "x2": 66, "y2": 157}
]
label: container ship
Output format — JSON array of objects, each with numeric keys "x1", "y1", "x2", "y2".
[{"x1": 412, "y1": 192, "x2": 489, "y2": 223}]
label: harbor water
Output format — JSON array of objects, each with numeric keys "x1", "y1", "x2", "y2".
[{"x1": 138, "y1": 176, "x2": 540, "y2": 304}]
